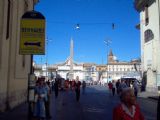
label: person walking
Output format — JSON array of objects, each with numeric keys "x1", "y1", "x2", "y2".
[
  {"x1": 118, "y1": 79, "x2": 127, "y2": 95},
  {"x1": 54, "y1": 78, "x2": 59, "y2": 98},
  {"x1": 133, "y1": 80, "x2": 139, "y2": 97},
  {"x1": 108, "y1": 81, "x2": 113, "y2": 95},
  {"x1": 44, "y1": 81, "x2": 52, "y2": 119},
  {"x1": 82, "y1": 81, "x2": 86, "y2": 94},
  {"x1": 72, "y1": 80, "x2": 76, "y2": 91},
  {"x1": 116, "y1": 80, "x2": 120, "y2": 94},
  {"x1": 112, "y1": 80, "x2": 116, "y2": 96},
  {"x1": 75, "y1": 76, "x2": 81, "y2": 101},
  {"x1": 113, "y1": 88, "x2": 144, "y2": 120},
  {"x1": 65, "y1": 79, "x2": 69, "y2": 91},
  {"x1": 33, "y1": 78, "x2": 46, "y2": 120}
]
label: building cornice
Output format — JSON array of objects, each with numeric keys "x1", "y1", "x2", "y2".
[
  {"x1": 108, "y1": 63, "x2": 137, "y2": 65},
  {"x1": 134, "y1": 0, "x2": 155, "y2": 12}
]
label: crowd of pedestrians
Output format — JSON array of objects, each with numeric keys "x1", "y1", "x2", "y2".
[
  {"x1": 31, "y1": 75, "x2": 87, "y2": 119},
  {"x1": 107, "y1": 79, "x2": 139, "y2": 97},
  {"x1": 31, "y1": 76, "x2": 150, "y2": 120}
]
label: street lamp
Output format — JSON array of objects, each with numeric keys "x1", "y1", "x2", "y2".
[
  {"x1": 104, "y1": 39, "x2": 111, "y2": 83},
  {"x1": 75, "y1": 23, "x2": 80, "y2": 30}
]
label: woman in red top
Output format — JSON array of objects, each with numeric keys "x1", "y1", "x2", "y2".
[
  {"x1": 113, "y1": 88, "x2": 144, "y2": 120},
  {"x1": 108, "y1": 81, "x2": 113, "y2": 90}
]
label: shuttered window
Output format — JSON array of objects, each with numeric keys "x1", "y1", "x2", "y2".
[{"x1": 144, "y1": 29, "x2": 154, "y2": 43}]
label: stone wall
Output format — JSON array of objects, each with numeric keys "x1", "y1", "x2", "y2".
[
  {"x1": 0, "y1": 92, "x2": 7, "y2": 112},
  {"x1": 0, "y1": 89, "x2": 27, "y2": 111},
  {"x1": 0, "y1": 0, "x2": 37, "y2": 112}
]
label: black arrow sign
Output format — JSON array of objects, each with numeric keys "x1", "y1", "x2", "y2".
[{"x1": 24, "y1": 42, "x2": 41, "y2": 47}]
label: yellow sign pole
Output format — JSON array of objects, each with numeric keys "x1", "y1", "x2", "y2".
[{"x1": 20, "y1": 10, "x2": 45, "y2": 120}]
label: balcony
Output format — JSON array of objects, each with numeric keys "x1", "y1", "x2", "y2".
[{"x1": 134, "y1": 0, "x2": 155, "y2": 12}]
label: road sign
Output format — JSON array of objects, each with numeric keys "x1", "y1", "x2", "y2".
[{"x1": 19, "y1": 11, "x2": 45, "y2": 55}]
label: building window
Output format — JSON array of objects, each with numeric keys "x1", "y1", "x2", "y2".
[
  {"x1": 6, "y1": 0, "x2": 11, "y2": 39},
  {"x1": 144, "y1": 29, "x2": 154, "y2": 43},
  {"x1": 145, "y1": 5, "x2": 149, "y2": 26}
]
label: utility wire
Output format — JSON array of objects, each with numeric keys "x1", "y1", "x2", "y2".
[{"x1": 47, "y1": 20, "x2": 115, "y2": 29}]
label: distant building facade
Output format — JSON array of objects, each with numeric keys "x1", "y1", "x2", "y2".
[
  {"x1": 34, "y1": 50, "x2": 141, "y2": 84},
  {"x1": 0, "y1": 0, "x2": 38, "y2": 111},
  {"x1": 83, "y1": 63, "x2": 97, "y2": 82},
  {"x1": 107, "y1": 50, "x2": 141, "y2": 80},
  {"x1": 34, "y1": 60, "x2": 96, "y2": 82},
  {"x1": 56, "y1": 58, "x2": 84, "y2": 80},
  {"x1": 134, "y1": 0, "x2": 160, "y2": 91},
  {"x1": 96, "y1": 50, "x2": 141, "y2": 84}
]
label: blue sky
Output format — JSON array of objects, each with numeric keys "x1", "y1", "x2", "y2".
[{"x1": 34, "y1": 0, "x2": 140, "y2": 64}]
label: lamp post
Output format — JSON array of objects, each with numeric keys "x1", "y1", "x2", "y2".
[
  {"x1": 104, "y1": 39, "x2": 111, "y2": 83},
  {"x1": 157, "y1": 1, "x2": 160, "y2": 120},
  {"x1": 45, "y1": 37, "x2": 52, "y2": 81}
]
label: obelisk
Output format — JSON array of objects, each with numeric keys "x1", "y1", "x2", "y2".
[{"x1": 70, "y1": 38, "x2": 74, "y2": 80}]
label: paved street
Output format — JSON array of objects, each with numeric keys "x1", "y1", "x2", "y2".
[
  {"x1": 0, "y1": 85, "x2": 157, "y2": 120},
  {"x1": 51, "y1": 85, "x2": 157, "y2": 120}
]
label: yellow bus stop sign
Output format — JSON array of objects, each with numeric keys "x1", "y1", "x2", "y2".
[{"x1": 19, "y1": 11, "x2": 45, "y2": 55}]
